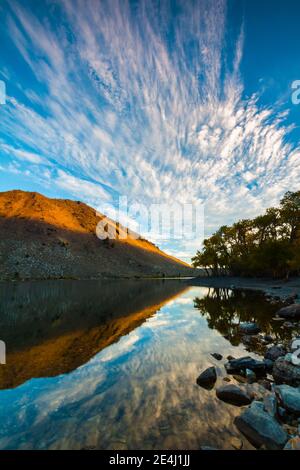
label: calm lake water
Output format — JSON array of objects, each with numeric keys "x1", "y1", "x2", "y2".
[{"x1": 0, "y1": 279, "x2": 297, "y2": 450}]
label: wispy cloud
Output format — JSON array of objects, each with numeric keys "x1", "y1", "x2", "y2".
[{"x1": 0, "y1": 0, "x2": 299, "y2": 260}]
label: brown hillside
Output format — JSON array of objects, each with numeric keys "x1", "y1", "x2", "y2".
[{"x1": 0, "y1": 190, "x2": 196, "y2": 280}]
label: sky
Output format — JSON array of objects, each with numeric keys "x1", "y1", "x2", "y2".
[{"x1": 0, "y1": 0, "x2": 300, "y2": 262}]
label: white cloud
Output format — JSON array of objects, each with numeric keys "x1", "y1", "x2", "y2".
[
  {"x1": 1, "y1": 143, "x2": 44, "y2": 164},
  {"x1": 55, "y1": 169, "x2": 111, "y2": 206},
  {"x1": 1, "y1": 0, "x2": 299, "y2": 260}
]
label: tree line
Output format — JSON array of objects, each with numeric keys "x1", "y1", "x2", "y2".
[{"x1": 192, "y1": 191, "x2": 300, "y2": 278}]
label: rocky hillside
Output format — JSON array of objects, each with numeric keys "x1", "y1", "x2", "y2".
[{"x1": 0, "y1": 190, "x2": 197, "y2": 280}]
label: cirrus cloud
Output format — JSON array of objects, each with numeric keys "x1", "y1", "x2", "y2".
[{"x1": 0, "y1": 0, "x2": 299, "y2": 260}]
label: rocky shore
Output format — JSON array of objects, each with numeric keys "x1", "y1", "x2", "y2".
[
  {"x1": 192, "y1": 276, "x2": 300, "y2": 302},
  {"x1": 197, "y1": 299, "x2": 300, "y2": 450}
]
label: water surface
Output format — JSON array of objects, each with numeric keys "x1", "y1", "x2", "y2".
[{"x1": 0, "y1": 280, "x2": 297, "y2": 450}]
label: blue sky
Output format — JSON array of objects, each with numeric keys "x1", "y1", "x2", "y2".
[{"x1": 0, "y1": 0, "x2": 300, "y2": 261}]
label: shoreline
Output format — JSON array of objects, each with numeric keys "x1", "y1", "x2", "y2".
[
  {"x1": 1, "y1": 274, "x2": 300, "y2": 302},
  {"x1": 191, "y1": 276, "x2": 300, "y2": 301}
]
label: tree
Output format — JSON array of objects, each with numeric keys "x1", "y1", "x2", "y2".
[{"x1": 192, "y1": 190, "x2": 300, "y2": 279}]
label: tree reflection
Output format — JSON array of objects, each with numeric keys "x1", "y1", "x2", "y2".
[{"x1": 193, "y1": 288, "x2": 296, "y2": 351}]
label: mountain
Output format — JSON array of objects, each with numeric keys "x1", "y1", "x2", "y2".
[{"x1": 0, "y1": 190, "x2": 197, "y2": 280}]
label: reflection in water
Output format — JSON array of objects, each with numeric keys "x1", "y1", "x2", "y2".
[
  {"x1": 0, "y1": 281, "x2": 296, "y2": 450},
  {"x1": 193, "y1": 288, "x2": 298, "y2": 351},
  {"x1": 0, "y1": 279, "x2": 188, "y2": 389}
]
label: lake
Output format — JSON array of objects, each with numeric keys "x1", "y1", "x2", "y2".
[{"x1": 0, "y1": 279, "x2": 296, "y2": 450}]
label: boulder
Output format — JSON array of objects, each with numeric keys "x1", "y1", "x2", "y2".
[
  {"x1": 196, "y1": 366, "x2": 217, "y2": 390},
  {"x1": 245, "y1": 369, "x2": 256, "y2": 384},
  {"x1": 216, "y1": 384, "x2": 252, "y2": 406},
  {"x1": 276, "y1": 304, "x2": 300, "y2": 320},
  {"x1": 264, "y1": 345, "x2": 286, "y2": 362},
  {"x1": 284, "y1": 437, "x2": 300, "y2": 450},
  {"x1": 284, "y1": 353, "x2": 294, "y2": 364},
  {"x1": 227, "y1": 355, "x2": 235, "y2": 361},
  {"x1": 211, "y1": 353, "x2": 223, "y2": 361},
  {"x1": 239, "y1": 322, "x2": 261, "y2": 335},
  {"x1": 234, "y1": 401, "x2": 288, "y2": 450},
  {"x1": 283, "y1": 321, "x2": 294, "y2": 329},
  {"x1": 264, "y1": 335, "x2": 274, "y2": 343},
  {"x1": 278, "y1": 407, "x2": 287, "y2": 420},
  {"x1": 258, "y1": 379, "x2": 272, "y2": 391},
  {"x1": 264, "y1": 359, "x2": 274, "y2": 373},
  {"x1": 275, "y1": 385, "x2": 300, "y2": 416},
  {"x1": 245, "y1": 382, "x2": 270, "y2": 402},
  {"x1": 225, "y1": 356, "x2": 267, "y2": 375},
  {"x1": 273, "y1": 358, "x2": 300, "y2": 386},
  {"x1": 263, "y1": 395, "x2": 277, "y2": 417}
]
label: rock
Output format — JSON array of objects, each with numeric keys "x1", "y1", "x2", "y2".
[
  {"x1": 245, "y1": 382, "x2": 270, "y2": 402},
  {"x1": 273, "y1": 358, "x2": 300, "y2": 386},
  {"x1": 291, "y1": 338, "x2": 300, "y2": 351},
  {"x1": 284, "y1": 437, "x2": 300, "y2": 450},
  {"x1": 257, "y1": 336, "x2": 269, "y2": 346},
  {"x1": 278, "y1": 407, "x2": 287, "y2": 420},
  {"x1": 264, "y1": 335, "x2": 274, "y2": 343},
  {"x1": 275, "y1": 385, "x2": 300, "y2": 416},
  {"x1": 263, "y1": 395, "x2": 277, "y2": 417},
  {"x1": 283, "y1": 322, "x2": 294, "y2": 329},
  {"x1": 196, "y1": 367, "x2": 217, "y2": 390},
  {"x1": 233, "y1": 374, "x2": 247, "y2": 384},
  {"x1": 285, "y1": 293, "x2": 297, "y2": 303},
  {"x1": 230, "y1": 437, "x2": 243, "y2": 450},
  {"x1": 283, "y1": 424, "x2": 297, "y2": 437},
  {"x1": 234, "y1": 401, "x2": 288, "y2": 450},
  {"x1": 239, "y1": 322, "x2": 261, "y2": 335},
  {"x1": 276, "y1": 304, "x2": 300, "y2": 320},
  {"x1": 227, "y1": 355, "x2": 235, "y2": 361},
  {"x1": 258, "y1": 379, "x2": 272, "y2": 391},
  {"x1": 264, "y1": 359, "x2": 274, "y2": 373},
  {"x1": 265, "y1": 345, "x2": 286, "y2": 362},
  {"x1": 216, "y1": 384, "x2": 252, "y2": 406},
  {"x1": 241, "y1": 335, "x2": 255, "y2": 345},
  {"x1": 225, "y1": 356, "x2": 267, "y2": 375},
  {"x1": 284, "y1": 353, "x2": 294, "y2": 364},
  {"x1": 245, "y1": 369, "x2": 256, "y2": 384},
  {"x1": 211, "y1": 353, "x2": 223, "y2": 361}
]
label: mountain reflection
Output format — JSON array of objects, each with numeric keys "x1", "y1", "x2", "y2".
[
  {"x1": 0, "y1": 279, "x2": 188, "y2": 389},
  {"x1": 1, "y1": 282, "x2": 298, "y2": 450},
  {"x1": 0, "y1": 285, "x2": 255, "y2": 450}
]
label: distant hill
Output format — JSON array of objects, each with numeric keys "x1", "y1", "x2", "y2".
[{"x1": 0, "y1": 190, "x2": 197, "y2": 280}]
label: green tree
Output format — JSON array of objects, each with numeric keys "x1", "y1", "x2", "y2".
[{"x1": 192, "y1": 190, "x2": 300, "y2": 279}]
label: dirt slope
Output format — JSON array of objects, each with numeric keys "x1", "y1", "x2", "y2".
[{"x1": 0, "y1": 190, "x2": 196, "y2": 280}]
